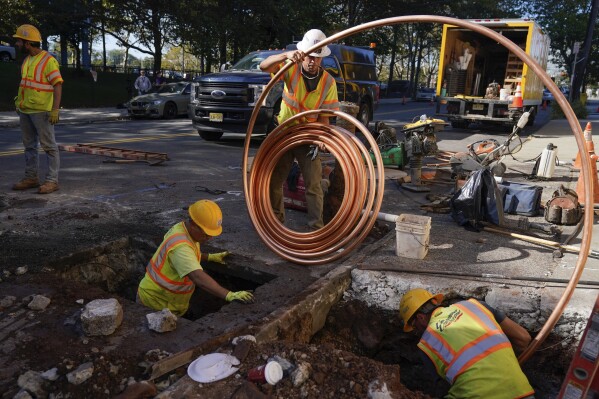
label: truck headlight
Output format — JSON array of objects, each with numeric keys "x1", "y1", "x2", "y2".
[{"x1": 249, "y1": 84, "x2": 267, "y2": 106}]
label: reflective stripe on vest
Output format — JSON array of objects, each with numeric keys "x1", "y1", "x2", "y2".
[
  {"x1": 145, "y1": 233, "x2": 196, "y2": 294},
  {"x1": 420, "y1": 300, "x2": 509, "y2": 384},
  {"x1": 19, "y1": 52, "x2": 55, "y2": 92},
  {"x1": 281, "y1": 63, "x2": 337, "y2": 123}
]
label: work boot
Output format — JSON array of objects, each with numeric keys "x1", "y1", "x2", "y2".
[
  {"x1": 38, "y1": 181, "x2": 59, "y2": 194},
  {"x1": 12, "y1": 177, "x2": 40, "y2": 190}
]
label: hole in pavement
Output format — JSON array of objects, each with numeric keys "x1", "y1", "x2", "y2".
[
  {"x1": 312, "y1": 299, "x2": 571, "y2": 398},
  {"x1": 48, "y1": 237, "x2": 276, "y2": 320}
]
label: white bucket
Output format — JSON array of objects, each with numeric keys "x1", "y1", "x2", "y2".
[
  {"x1": 499, "y1": 88, "x2": 509, "y2": 101},
  {"x1": 395, "y1": 214, "x2": 431, "y2": 259}
]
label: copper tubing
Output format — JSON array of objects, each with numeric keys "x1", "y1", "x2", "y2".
[
  {"x1": 242, "y1": 16, "x2": 592, "y2": 362},
  {"x1": 247, "y1": 109, "x2": 384, "y2": 264}
]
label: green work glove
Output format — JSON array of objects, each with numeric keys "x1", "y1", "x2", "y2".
[
  {"x1": 225, "y1": 291, "x2": 254, "y2": 303},
  {"x1": 208, "y1": 251, "x2": 230, "y2": 264},
  {"x1": 49, "y1": 109, "x2": 60, "y2": 125}
]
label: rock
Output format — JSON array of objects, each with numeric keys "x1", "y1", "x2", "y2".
[
  {"x1": 232, "y1": 339, "x2": 254, "y2": 362},
  {"x1": 15, "y1": 266, "x2": 28, "y2": 275},
  {"x1": 28, "y1": 295, "x2": 51, "y2": 310},
  {"x1": 75, "y1": 299, "x2": 84, "y2": 305},
  {"x1": 146, "y1": 308, "x2": 177, "y2": 333},
  {"x1": 17, "y1": 370, "x2": 46, "y2": 398},
  {"x1": 0, "y1": 295, "x2": 16, "y2": 308},
  {"x1": 13, "y1": 390, "x2": 33, "y2": 399},
  {"x1": 81, "y1": 298, "x2": 123, "y2": 336},
  {"x1": 41, "y1": 367, "x2": 60, "y2": 381},
  {"x1": 367, "y1": 380, "x2": 392, "y2": 399},
  {"x1": 66, "y1": 362, "x2": 94, "y2": 385},
  {"x1": 231, "y1": 335, "x2": 256, "y2": 345},
  {"x1": 291, "y1": 361, "x2": 311, "y2": 387}
]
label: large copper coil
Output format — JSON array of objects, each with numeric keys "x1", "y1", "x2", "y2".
[
  {"x1": 247, "y1": 109, "x2": 384, "y2": 265},
  {"x1": 242, "y1": 15, "x2": 594, "y2": 363}
]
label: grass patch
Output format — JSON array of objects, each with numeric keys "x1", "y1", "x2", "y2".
[
  {"x1": 0, "y1": 62, "x2": 137, "y2": 111},
  {"x1": 550, "y1": 99, "x2": 588, "y2": 120}
]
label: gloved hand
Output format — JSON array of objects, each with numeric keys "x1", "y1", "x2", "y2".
[
  {"x1": 49, "y1": 109, "x2": 60, "y2": 125},
  {"x1": 307, "y1": 145, "x2": 319, "y2": 161},
  {"x1": 225, "y1": 291, "x2": 254, "y2": 303},
  {"x1": 208, "y1": 251, "x2": 230, "y2": 264}
]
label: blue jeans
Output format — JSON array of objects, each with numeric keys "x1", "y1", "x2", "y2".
[{"x1": 19, "y1": 111, "x2": 60, "y2": 183}]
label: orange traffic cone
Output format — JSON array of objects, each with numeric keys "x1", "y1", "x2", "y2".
[
  {"x1": 509, "y1": 83, "x2": 523, "y2": 108},
  {"x1": 573, "y1": 122, "x2": 595, "y2": 169},
  {"x1": 575, "y1": 151, "x2": 599, "y2": 205}
]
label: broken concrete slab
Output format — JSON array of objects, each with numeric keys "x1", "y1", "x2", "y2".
[
  {"x1": 81, "y1": 298, "x2": 123, "y2": 336},
  {"x1": 146, "y1": 309, "x2": 177, "y2": 333}
]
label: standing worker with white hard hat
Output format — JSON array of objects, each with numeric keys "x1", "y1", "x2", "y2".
[
  {"x1": 399, "y1": 288, "x2": 535, "y2": 398},
  {"x1": 12, "y1": 24, "x2": 63, "y2": 194},
  {"x1": 260, "y1": 29, "x2": 340, "y2": 230},
  {"x1": 137, "y1": 200, "x2": 254, "y2": 317}
]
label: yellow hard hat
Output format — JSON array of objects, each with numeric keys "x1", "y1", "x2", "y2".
[
  {"x1": 13, "y1": 24, "x2": 42, "y2": 42},
  {"x1": 399, "y1": 288, "x2": 444, "y2": 332},
  {"x1": 188, "y1": 200, "x2": 222, "y2": 236}
]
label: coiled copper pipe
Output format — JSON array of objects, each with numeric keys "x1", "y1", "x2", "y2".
[{"x1": 242, "y1": 16, "x2": 592, "y2": 362}]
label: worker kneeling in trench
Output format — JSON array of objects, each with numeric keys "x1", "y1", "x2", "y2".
[
  {"x1": 137, "y1": 199, "x2": 254, "y2": 317},
  {"x1": 399, "y1": 288, "x2": 535, "y2": 398}
]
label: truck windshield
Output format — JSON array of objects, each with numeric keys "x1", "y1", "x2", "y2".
[{"x1": 231, "y1": 50, "x2": 284, "y2": 71}]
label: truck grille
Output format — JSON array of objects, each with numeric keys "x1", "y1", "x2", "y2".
[{"x1": 197, "y1": 82, "x2": 251, "y2": 108}]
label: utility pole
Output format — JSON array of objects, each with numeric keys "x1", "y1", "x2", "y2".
[{"x1": 569, "y1": 42, "x2": 580, "y2": 102}]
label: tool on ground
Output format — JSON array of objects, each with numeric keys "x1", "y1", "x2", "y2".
[
  {"x1": 534, "y1": 143, "x2": 558, "y2": 179},
  {"x1": 544, "y1": 186, "x2": 583, "y2": 226},
  {"x1": 208, "y1": 251, "x2": 230, "y2": 264},
  {"x1": 195, "y1": 185, "x2": 227, "y2": 195},
  {"x1": 515, "y1": 216, "x2": 561, "y2": 236},
  {"x1": 102, "y1": 158, "x2": 165, "y2": 166},
  {"x1": 401, "y1": 115, "x2": 447, "y2": 192},
  {"x1": 483, "y1": 225, "x2": 599, "y2": 259},
  {"x1": 450, "y1": 108, "x2": 532, "y2": 179},
  {"x1": 59, "y1": 143, "x2": 169, "y2": 162}
]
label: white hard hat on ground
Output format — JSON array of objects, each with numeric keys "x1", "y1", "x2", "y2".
[{"x1": 296, "y1": 29, "x2": 331, "y2": 57}]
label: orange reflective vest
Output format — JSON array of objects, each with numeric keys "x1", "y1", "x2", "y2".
[
  {"x1": 418, "y1": 299, "x2": 534, "y2": 399},
  {"x1": 16, "y1": 51, "x2": 63, "y2": 113},
  {"x1": 276, "y1": 61, "x2": 339, "y2": 125},
  {"x1": 137, "y1": 222, "x2": 201, "y2": 316}
]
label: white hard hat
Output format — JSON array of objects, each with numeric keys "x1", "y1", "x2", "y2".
[{"x1": 296, "y1": 29, "x2": 331, "y2": 57}]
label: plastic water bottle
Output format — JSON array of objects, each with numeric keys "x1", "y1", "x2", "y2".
[{"x1": 537, "y1": 143, "x2": 558, "y2": 178}]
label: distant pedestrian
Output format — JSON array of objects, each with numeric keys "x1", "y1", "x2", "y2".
[
  {"x1": 154, "y1": 71, "x2": 166, "y2": 88},
  {"x1": 12, "y1": 24, "x2": 63, "y2": 194},
  {"x1": 134, "y1": 70, "x2": 151, "y2": 96}
]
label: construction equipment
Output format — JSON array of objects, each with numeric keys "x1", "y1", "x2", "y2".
[
  {"x1": 450, "y1": 108, "x2": 531, "y2": 179},
  {"x1": 59, "y1": 144, "x2": 169, "y2": 163},
  {"x1": 402, "y1": 115, "x2": 448, "y2": 191}
]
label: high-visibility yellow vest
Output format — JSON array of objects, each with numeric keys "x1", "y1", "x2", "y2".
[
  {"x1": 275, "y1": 61, "x2": 339, "y2": 125},
  {"x1": 15, "y1": 50, "x2": 63, "y2": 113},
  {"x1": 137, "y1": 222, "x2": 202, "y2": 316},
  {"x1": 418, "y1": 299, "x2": 534, "y2": 399}
]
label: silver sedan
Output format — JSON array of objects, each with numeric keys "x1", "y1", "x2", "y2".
[{"x1": 127, "y1": 82, "x2": 192, "y2": 119}]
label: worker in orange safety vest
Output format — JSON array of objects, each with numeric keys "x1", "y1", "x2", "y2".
[
  {"x1": 259, "y1": 29, "x2": 340, "y2": 230},
  {"x1": 399, "y1": 288, "x2": 535, "y2": 398},
  {"x1": 12, "y1": 24, "x2": 63, "y2": 194},
  {"x1": 137, "y1": 200, "x2": 254, "y2": 317}
]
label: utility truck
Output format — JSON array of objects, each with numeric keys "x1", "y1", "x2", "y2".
[{"x1": 435, "y1": 19, "x2": 549, "y2": 129}]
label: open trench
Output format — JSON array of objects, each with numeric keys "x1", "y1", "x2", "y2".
[{"x1": 0, "y1": 229, "x2": 579, "y2": 399}]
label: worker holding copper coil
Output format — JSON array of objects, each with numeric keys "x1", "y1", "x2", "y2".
[{"x1": 259, "y1": 29, "x2": 340, "y2": 230}]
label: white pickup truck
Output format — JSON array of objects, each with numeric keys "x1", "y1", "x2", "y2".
[{"x1": 0, "y1": 43, "x2": 16, "y2": 62}]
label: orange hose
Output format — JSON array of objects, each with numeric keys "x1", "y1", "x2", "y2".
[{"x1": 242, "y1": 15, "x2": 592, "y2": 363}]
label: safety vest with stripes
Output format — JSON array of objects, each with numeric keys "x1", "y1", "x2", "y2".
[
  {"x1": 418, "y1": 299, "x2": 534, "y2": 399},
  {"x1": 16, "y1": 50, "x2": 63, "y2": 113},
  {"x1": 137, "y1": 222, "x2": 201, "y2": 316},
  {"x1": 276, "y1": 61, "x2": 339, "y2": 125}
]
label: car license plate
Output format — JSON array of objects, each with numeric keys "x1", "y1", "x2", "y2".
[
  {"x1": 472, "y1": 104, "x2": 484, "y2": 111},
  {"x1": 209, "y1": 113, "x2": 223, "y2": 122}
]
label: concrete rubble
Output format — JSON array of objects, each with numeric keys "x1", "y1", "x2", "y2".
[
  {"x1": 146, "y1": 309, "x2": 178, "y2": 333},
  {"x1": 81, "y1": 298, "x2": 123, "y2": 336}
]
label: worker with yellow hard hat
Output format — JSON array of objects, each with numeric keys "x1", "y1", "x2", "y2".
[
  {"x1": 12, "y1": 24, "x2": 63, "y2": 194},
  {"x1": 137, "y1": 200, "x2": 254, "y2": 317},
  {"x1": 399, "y1": 288, "x2": 535, "y2": 398}
]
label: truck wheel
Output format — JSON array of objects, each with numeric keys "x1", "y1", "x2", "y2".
[
  {"x1": 358, "y1": 102, "x2": 371, "y2": 127},
  {"x1": 198, "y1": 130, "x2": 223, "y2": 141},
  {"x1": 163, "y1": 102, "x2": 177, "y2": 119},
  {"x1": 0, "y1": 52, "x2": 10, "y2": 62}
]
